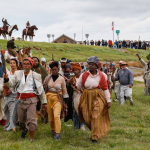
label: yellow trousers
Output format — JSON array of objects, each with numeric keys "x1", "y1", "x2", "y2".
[{"x1": 47, "y1": 101, "x2": 61, "y2": 134}]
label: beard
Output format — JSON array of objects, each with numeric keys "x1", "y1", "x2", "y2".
[{"x1": 24, "y1": 69, "x2": 29, "y2": 72}]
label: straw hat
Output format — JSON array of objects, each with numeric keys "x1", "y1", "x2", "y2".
[
  {"x1": 120, "y1": 61, "x2": 127, "y2": 66},
  {"x1": 119, "y1": 61, "x2": 123, "y2": 64}
]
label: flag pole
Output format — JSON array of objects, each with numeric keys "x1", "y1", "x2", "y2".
[{"x1": 113, "y1": 21, "x2": 114, "y2": 48}]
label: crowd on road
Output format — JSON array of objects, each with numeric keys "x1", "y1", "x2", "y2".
[{"x1": 80, "y1": 40, "x2": 150, "y2": 50}]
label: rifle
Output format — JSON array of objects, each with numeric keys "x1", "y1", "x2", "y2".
[
  {"x1": 1, "y1": 44, "x2": 7, "y2": 96},
  {"x1": 52, "y1": 54, "x2": 54, "y2": 61},
  {"x1": 106, "y1": 59, "x2": 112, "y2": 98}
]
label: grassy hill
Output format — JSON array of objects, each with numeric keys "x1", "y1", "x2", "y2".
[
  {"x1": 0, "y1": 39, "x2": 149, "y2": 62},
  {"x1": 0, "y1": 81, "x2": 150, "y2": 149}
]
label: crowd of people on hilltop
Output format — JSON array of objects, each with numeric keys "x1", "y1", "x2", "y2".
[{"x1": 79, "y1": 40, "x2": 150, "y2": 50}]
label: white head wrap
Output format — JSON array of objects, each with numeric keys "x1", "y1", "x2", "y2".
[
  {"x1": 60, "y1": 58, "x2": 67, "y2": 63},
  {"x1": 41, "y1": 58, "x2": 46, "y2": 62}
]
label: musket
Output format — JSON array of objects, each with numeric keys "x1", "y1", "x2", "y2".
[
  {"x1": 1, "y1": 44, "x2": 6, "y2": 73},
  {"x1": 52, "y1": 54, "x2": 54, "y2": 61},
  {"x1": 59, "y1": 73, "x2": 80, "y2": 93},
  {"x1": 106, "y1": 59, "x2": 108, "y2": 73},
  {"x1": 1, "y1": 44, "x2": 7, "y2": 96}
]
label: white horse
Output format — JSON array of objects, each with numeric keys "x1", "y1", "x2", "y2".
[{"x1": 3, "y1": 25, "x2": 18, "y2": 40}]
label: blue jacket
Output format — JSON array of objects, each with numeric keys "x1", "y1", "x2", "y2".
[{"x1": 115, "y1": 69, "x2": 133, "y2": 85}]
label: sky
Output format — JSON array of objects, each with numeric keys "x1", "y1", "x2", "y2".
[{"x1": 0, "y1": 0, "x2": 150, "y2": 42}]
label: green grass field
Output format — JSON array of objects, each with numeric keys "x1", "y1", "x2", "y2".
[
  {"x1": 0, "y1": 39, "x2": 149, "y2": 62},
  {"x1": 0, "y1": 81, "x2": 150, "y2": 150}
]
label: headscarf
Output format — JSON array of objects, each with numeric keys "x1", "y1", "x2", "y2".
[
  {"x1": 60, "y1": 57, "x2": 67, "y2": 63},
  {"x1": 41, "y1": 58, "x2": 46, "y2": 62},
  {"x1": 88, "y1": 56, "x2": 99, "y2": 68},
  {"x1": 71, "y1": 63, "x2": 81, "y2": 71},
  {"x1": 24, "y1": 57, "x2": 34, "y2": 66}
]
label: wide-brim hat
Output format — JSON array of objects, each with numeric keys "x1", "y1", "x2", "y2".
[
  {"x1": 120, "y1": 61, "x2": 127, "y2": 66},
  {"x1": 119, "y1": 61, "x2": 123, "y2": 64}
]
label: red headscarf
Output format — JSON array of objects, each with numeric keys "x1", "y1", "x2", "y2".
[
  {"x1": 71, "y1": 63, "x2": 82, "y2": 71},
  {"x1": 24, "y1": 57, "x2": 34, "y2": 66}
]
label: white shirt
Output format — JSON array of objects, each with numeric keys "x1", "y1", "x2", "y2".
[
  {"x1": 76, "y1": 70, "x2": 110, "y2": 103},
  {"x1": 59, "y1": 66, "x2": 64, "y2": 76},
  {"x1": 17, "y1": 71, "x2": 36, "y2": 94}
]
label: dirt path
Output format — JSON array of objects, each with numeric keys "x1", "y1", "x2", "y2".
[{"x1": 134, "y1": 75, "x2": 144, "y2": 82}]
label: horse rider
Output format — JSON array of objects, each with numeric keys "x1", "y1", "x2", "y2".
[
  {"x1": 7, "y1": 37, "x2": 18, "y2": 57},
  {"x1": 2, "y1": 18, "x2": 10, "y2": 32},
  {"x1": 26, "y1": 21, "x2": 31, "y2": 35}
]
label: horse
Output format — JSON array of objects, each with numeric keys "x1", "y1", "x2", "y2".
[
  {"x1": 0, "y1": 25, "x2": 18, "y2": 40},
  {"x1": 22, "y1": 25, "x2": 38, "y2": 41},
  {"x1": 1, "y1": 47, "x2": 32, "y2": 64}
]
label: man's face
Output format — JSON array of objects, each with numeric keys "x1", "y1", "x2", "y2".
[
  {"x1": 41, "y1": 61, "x2": 46, "y2": 66},
  {"x1": 33, "y1": 58, "x2": 39, "y2": 67},
  {"x1": 73, "y1": 68, "x2": 80, "y2": 76},
  {"x1": 61, "y1": 62, "x2": 66, "y2": 68},
  {"x1": 23, "y1": 60, "x2": 32, "y2": 72},
  {"x1": 121, "y1": 64, "x2": 127, "y2": 70}
]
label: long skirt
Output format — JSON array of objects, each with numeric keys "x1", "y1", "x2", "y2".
[
  {"x1": 4, "y1": 93, "x2": 17, "y2": 131},
  {"x1": 78, "y1": 88, "x2": 110, "y2": 140},
  {"x1": 72, "y1": 91, "x2": 84, "y2": 129}
]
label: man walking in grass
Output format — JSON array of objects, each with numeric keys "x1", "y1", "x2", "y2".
[
  {"x1": 4, "y1": 57, "x2": 47, "y2": 141},
  {"x1": 136, "y1": 53, "x2": 150, "y2": 95},
  {"x1": 113, "y1": 62, "x2": 133, "y2": 105}
]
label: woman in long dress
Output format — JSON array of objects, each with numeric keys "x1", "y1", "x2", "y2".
[
  {"x1": 74, "y1": 56, "x2": 111, "y2": 143},
  {"x1": 67, "y1": 63, "x2": 85, "y2": 130},
  {"x1": 4, "y1": 58, "x2": 18, "y2": 132},
  {"x1": 44, "y1": 61, "x2": 68, "y2": 141}
]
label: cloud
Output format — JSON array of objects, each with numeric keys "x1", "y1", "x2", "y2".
[{"x1": 0, "y1": 0, "x2": 150, "y2": 42}]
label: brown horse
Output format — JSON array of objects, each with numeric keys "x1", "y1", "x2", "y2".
[
  {"x1": 22, "y1": 25, "x2": 38, "y2": 41},
  {"x1": 0, "y1": 25, "x2": 18, "y2": 40},
  {"x1": 1, "y1": 47, "x2": 32, "y2": 64}
]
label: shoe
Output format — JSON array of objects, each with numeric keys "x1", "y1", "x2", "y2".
[
  {"x1": 21, "y1": 128, "x2": 28, "y2": 139},
  {"x1": 80, "y1": 125, "x2": 85, "y2": 131},
  {"x1": 54, "y1": 134, "x2": 61, "y2": 141},
  {"x1": 92, "y1": 140, "x2": 97, "y2": 143},
  {"x1": 30, "y1": 139, "x2": 34, "y2": 142},
  {"x1": 113, "y1": 99, "x2": 118, "y2": 102},
  {"x1": 130, "y1": 101, "x2": 133, "y2": 106}
]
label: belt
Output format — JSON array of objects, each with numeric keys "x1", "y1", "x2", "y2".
[{"x1": 16, "y1": 93, "x2": 36, "y2": 99}]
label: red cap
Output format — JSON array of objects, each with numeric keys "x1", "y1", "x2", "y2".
[{"x1": 24, "y1": 57, "x2": 33, "y2": 66}]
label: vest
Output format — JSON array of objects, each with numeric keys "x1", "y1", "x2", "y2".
[{"x1": 82, "y1": 70, "x2": 108, "y2": 90}]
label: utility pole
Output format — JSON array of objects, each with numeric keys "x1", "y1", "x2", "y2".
[{"x1": 82, "y1": 26, "x2": 83, "y2": 44}]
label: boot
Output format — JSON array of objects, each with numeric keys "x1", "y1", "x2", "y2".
[
  {"x1": 1, "y1": 119, "x2": 6, "y2": 126},
  {"x1": 21, "y1": 128, "x2": 28, "y2": 139},
  {"x1": 54, "y1": 134, "x2": 61, "y2": 141}
]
